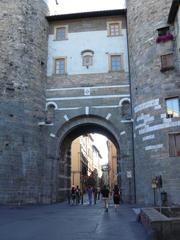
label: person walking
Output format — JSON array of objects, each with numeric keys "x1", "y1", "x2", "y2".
[
  {"x1": 87, "y1": 186, "x2": 93, "y2": 205},
  {"x1": 101, "y1": 185, "x2": 110, "y2": 212},
  {"x1": 71, "y1": 186, "x2": 76, "y2": 205},
  {"x1": 93, "y1": 187, "x2": 97, "y2": 205},
  {"x1": 113, "y1": 184, "x2": 120, "y2": 210},
  {"x1": 97, "y1": 186, "x2": 101, "y2": 200},
  {"x1": 75, "y1": 185, "x2": 81, "y2": 205}
]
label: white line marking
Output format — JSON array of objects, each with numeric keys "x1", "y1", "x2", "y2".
[
  {"x1": 46, "y1": 85, "x2": 129, "y2": 92},
  {"x1": 46, "y1": 95, "x2": 130, "y2": 101}
]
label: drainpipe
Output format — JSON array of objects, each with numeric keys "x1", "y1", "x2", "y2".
[{"x1": 125, "y1": 8, "x2": 137, "y2": 204}]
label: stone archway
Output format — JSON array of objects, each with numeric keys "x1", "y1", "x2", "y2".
[
  {"x1": 55, "y1": 115, "x2": 121, "y2": 202},
  {"x1": 44, "y1": 113, "x2": 134, "y2": 204}
]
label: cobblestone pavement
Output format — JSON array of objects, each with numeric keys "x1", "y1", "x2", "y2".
[{"x1": 0, "y1": 199, "x2": 148, "y2": 240}]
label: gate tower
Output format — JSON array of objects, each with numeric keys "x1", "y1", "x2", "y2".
[
  {"x1": 127, "y1": 0, "x2": 180, "y2": 204},
  {"x1": 0, "y1": 0, "x2": 49, "y2": 204}
]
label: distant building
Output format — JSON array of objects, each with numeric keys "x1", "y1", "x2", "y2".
[
  {"x1": 71, "y1": 134, "x2": 102, "y2": 190},
  {"x1": 107, "y1": 140, "x2": 118, "y2": 192}
]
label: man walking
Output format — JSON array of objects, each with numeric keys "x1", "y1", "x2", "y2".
[{"x1": 101, "y1": 185, "x2": 110, "y2": 212}]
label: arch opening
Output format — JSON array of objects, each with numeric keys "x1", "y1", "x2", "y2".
[{"x1": 55, "y1": 115, "x2": 121, "y2": 203}]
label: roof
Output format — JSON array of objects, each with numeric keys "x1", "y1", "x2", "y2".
[
  {"x1": 46, "y1": 9, "x2": 126, "y2": 22},
  {"x1": 168, "y1": 0, "x2": 180, "y2": 24}
]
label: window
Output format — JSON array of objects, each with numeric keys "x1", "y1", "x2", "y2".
[
  {"x1": 166, "y1": 97, "x2": 180, "y2": 118},
  {"x1": 110, "y1": 55, "x2": 123, "y2": 71},
  {"x1": 46, "y1": 104, "x2": 55, "y2": 124},
  {"x1": 160, "y1": 54, "x2": 174, "y2": 72},
  {"x1": 107, "y1": 21, "x2": 121, "y2": 36},
  {"x1": 169, "y1": 133, "x2": 180, "y2": 156},
  {"x1": 161, "y1": 53, "x2": 174, "y2": 72},
  {"x1": 121, "y1": 100, "x2": 131, "y2": 119},
  {"x1": 55, "y1": 58, "x2": 66, "y2": 75},
  {"x1": 81, "y1": 50, "x2": 94, "y2": 68},
  {"x1": 55, "y1": 26, "x2": 68, "y2": 41},
  {"x1": 157, "y1": 26, "x2": 169, "y2": 36}
]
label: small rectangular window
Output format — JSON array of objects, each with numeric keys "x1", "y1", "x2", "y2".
[
  {"x1": 166, "y1": 97, "x2": 180, "y2": 118},
  {"x1": 110, "y1": 55, "x2": 121, "y2": 71},
  {"x1": 109, "y1": 23, "x2": 120, "y2": 36},
  {"x1": 55, "y1": 26, "x2": 68, "y2": 41},
  {"x1": 160, "y1": 54, "x2": 174, "y2": 72},
  {"x1": 107, "y1": 21, "x2": 122, "y2": 36},
  {"x1": 55, "y1": 58, "x2": 66, "y2": 75},
  {"x1": 169, "y1": 133, "x2": 180, "y2": 157}
]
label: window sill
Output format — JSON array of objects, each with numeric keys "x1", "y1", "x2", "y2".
[
  {"x1": 53, "y1": 38, "x2": 68, "y2": 41},
  {"x1": 160, "y1": 66, "x2": 174, "y2": 72},
  {"x1": 53, "y1": 73, "x2": 67, "y2": 76},
  {"x1": 107, "y1": 34, "x2": 123, "y2": 37},
  {"x1": 109, "y1": 69, "x2": 124, "y2": 73}
]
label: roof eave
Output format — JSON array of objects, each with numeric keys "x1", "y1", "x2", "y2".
[{"x1": 46, "y1": 9, "x2": 127, "y2": 22}]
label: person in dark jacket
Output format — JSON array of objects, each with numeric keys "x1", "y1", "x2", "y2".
[
  {"x1": 113, "y1": 184, "x2": 120, "y2": 210},
  {"x1": 101, "y1": 185, "x2": 110, "y2": 212}
]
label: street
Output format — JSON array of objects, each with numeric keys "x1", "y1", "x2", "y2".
[{"x1": 0, "y1": 199, "x2": 148, "y2": 240}]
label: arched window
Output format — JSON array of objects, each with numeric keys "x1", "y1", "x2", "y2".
[
  {"x1": 81, "y1": 50, "x2": 94, "y2": 68},
  {"x1": 46, "y1": 104, "x2": 55, "y2": 124}
]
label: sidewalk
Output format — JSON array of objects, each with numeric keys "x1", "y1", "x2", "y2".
[{"x1": 0, "y1": 199, "x2": 148, "y2": 240}]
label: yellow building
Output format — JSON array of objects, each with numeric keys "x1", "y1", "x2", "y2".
[
  {"x1": 71, "y1": 134, "x2": 102, "y2": 191},
  {"x1": 107, "y1": 140, "x2": 118, "y2": 192}
]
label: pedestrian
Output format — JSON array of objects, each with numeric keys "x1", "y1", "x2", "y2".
[
  {"x1": 71, "y1": 186, "x2": 76, "y2": 205},
  {"x1": 87, "y1": 186, "x2": 93, "y2": 205},
  {"x1": 93, "y1": 187, "x2": 97, "y2": 204},
  {"x1": 97, "y1": 186, "x2": 101, "y2": 200},
  {"x1": 75, "y1": 185, "x2": 81, "y2": 205},
  {"x1": 101, "y1": 185, "x2": 110, "y2": 212},
  {"x1": 113, "y1": 184, "x2": 120, "y2": 210}
]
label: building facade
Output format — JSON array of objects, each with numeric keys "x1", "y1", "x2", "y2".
[
  {"x1": 0, "y1": 0, "x2": 180, "y2": 205},
  {"x1": 107, "y1": 140, "x2": 118, "y2": 192},
  {"x1": 71, "y1": 134, "x2": 102, "y2": 190}
]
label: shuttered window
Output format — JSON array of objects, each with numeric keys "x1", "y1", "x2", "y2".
[
  {"x1": 169, "y1": 133, "x2": 180, "y2": 157},
  {"x1": 161, "y1": 54, "x2": 174, "y2": 72}
]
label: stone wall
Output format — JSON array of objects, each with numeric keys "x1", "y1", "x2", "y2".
[
  {"x1": 127, "y1": 0, "x2": 180, "y2": 204},
  {"x1": 0, "y1": 0, "x2": 49, "y2": 204}
]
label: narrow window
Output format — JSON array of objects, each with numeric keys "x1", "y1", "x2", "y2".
[
  {"x1": 169, "y1": 133, "x2": 180, "y2": 157},
  {"x1": 46, "y1": 104, "x2": 55, "y2": 124},
  {"x1": 160, "y1": 54, "x2": 174, "y2": 72},
  {"x1": 111, "y1": 55, "x2": 121, "y2": 71},
  {"x1": 55, "y1": 58, "x2": 66, "y2": 75},
  {"x1": 121, "y1": 100, "x2": 131, "y2": 119},
  {"x1": 165, "y1": 97, "x2": 180, "y2": 118}
]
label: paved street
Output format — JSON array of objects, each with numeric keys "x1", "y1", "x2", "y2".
[{"x1": 0, "y1": 199, "x2": 148, "y2": 240}]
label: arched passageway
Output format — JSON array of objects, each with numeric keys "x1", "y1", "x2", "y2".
[{"x1": 45, "y1": 115, "x2": 134, "y2": 203}]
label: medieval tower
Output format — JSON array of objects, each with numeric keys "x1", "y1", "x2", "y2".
[
  {"x1": 127, "y1": 0, "x2": 180, "y2": 204},
  {"x1": 0, "y1": 0, "x2": 49, "y2": 204}
]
